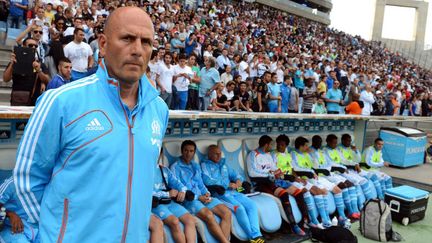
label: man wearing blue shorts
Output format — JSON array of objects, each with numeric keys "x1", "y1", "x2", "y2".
[
  {"x1": 0, "y1": 177, "x2": 38, "y2": 243},
  {"x1": 201, "y1": 145, "x2": 265, "y2": 243},
  {"x1": 171, "y1": 140, "x2": 231, "y2": 243},
  {"x1": 153, "y1": 162, "x2": 196, "y2": 243}
]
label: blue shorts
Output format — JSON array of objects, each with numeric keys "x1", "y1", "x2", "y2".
[
  {"x1": 152, "y1": 201, "x2": 189, "y2": 220},
  {"x1": 275, "y1": 179, "x2": 293, "y2": 188},
  {"x1": 183, "y1": 197, "x2": 222, "y2": 215}
]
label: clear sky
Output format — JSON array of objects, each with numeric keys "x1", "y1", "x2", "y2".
[{"x1": 330, "y1": 0, "x2": 432, "y2": 50}]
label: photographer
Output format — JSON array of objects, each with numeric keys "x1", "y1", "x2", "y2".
[
  {"x1": 3, "y1": 37, "x2": 49, "y2": 106},
  {"x1": 153, "y1": 162, "x2": 197, "y2": 243}
]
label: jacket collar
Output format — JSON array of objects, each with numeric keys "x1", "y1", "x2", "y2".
[{"x1": 97, "y1": 59, "x2": 160, "y2": 111}]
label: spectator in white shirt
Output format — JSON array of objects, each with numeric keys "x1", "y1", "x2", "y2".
[
  {"x1": 63, "y1": 28, "x2": 94, "y2": 81},
  {"x1": 173, "y1": 54, "x2": 193, "y2": 110},
  {"x1": 216, "y1": 49, "x2": 230, "y2": 74},
  {"x1": 157, "y1": 52, "x2": 175, "y2": 108},
  {"x1": 360, "y1": 84, "x2": 375, "y2": 116},
  {"x1": 220, "y1": 65, "x2": 233, "y2": 86},
  {"x1": 238, "y1": 53, "x2": 249, "y2": 81}
]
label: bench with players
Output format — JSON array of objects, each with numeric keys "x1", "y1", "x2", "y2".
[{"x1": 0, "y1": 133, "x2": 391, "y2": 243}]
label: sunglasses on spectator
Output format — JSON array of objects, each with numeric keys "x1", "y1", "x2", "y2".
[
  {"x1": 28, "y1": 44, "x2": 38, "y2": 48},
  {"x1": 33, "y1": 30, "x2": 43, "y2": 34}
]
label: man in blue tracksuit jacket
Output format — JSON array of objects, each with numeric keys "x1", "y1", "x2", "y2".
[
  {"x1": 171, "y1": 140, "x2": 231, "y2": 243},
  {"x1": 201, "y1": 145, "x2": 264, "y2": 242},
  {"x1": 0, "y1": 177, "x2": 38, "y2": 243},
  {"x1": 152, "y1": 163, "x2": 196, "y2": 243},
  {"x1": 13, "y1": 8, "x2": 169, "y2": 242}
]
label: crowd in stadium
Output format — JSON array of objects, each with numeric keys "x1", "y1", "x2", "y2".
[
  {"x1": 1, "y1": 0, "x2": 431, "y2": 115},
  {"x1": 2, "y1": 0, "x2": 431, "y2": 115}
]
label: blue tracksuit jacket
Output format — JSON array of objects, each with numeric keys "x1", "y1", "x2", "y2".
[
  {"x1": 170, "y1": 159, "x2": 209, "y2": 199},
  {"x1": 153, "y1": 165, "x2": 187, "y2": 198},
  {"x1": 200, "y1": 158, "x2": 243, "y2": 189},
  {"x1": 13, "y1": 59, "x2": 169, "y2": 242}
]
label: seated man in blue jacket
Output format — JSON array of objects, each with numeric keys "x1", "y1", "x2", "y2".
[
  {"x1": 153, "y1": 160, "x2": 197, "y2": 243},
  {"x1": 201, "y1": 145, "x2": 265, "y2": 243},
  {"x1": 171, "y1": 140, "x2": 231, "y2": 243},
  {"x1": 0, "y1": 177, "x2": 38, "y2": 243}
]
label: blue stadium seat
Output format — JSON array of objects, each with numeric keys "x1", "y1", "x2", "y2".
[
  {"x1": 0, "y1": 146, "x2": 17, "y2": 182},
  {"x1": 195, "y1": 139, "x2": 249, "y2": 241},
  {"x1": 242, "y1": 138, "x2": 303, "y2": 224},
  {"x1": 219, "y1": 138, "x2": 282, "y2": 233}
]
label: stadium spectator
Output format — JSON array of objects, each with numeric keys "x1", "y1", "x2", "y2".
[
  {"x1": 360, "y1": 84, "x2": 375, "y2": 116},
  {"x1": 302, "y1": 78, "x2": 316, "y2": 113},
  {"x1": 325, "y1": 81, "x2": 344, "y2": 114},
  {"x1": 173, "y1": 54, "x2": 193, "y2": 110},
  {"x1": 157, "y1": 52, "x2": 175, "y2": 108},
  {"x1": 210, "y1": 83, "x2": 229, "y2": 111},
  {"x1": 63, "y1": 27, "x2": 93, "y2": 80},
  {"x1": 7, "y1": 0, "x2": 28, "y2": 29},
  {"x1": 199, "y1": 57, "x2": 220, "y2": 111},
  {"x1": 312, "y1": 96, "x2": 327, "y2": 114},
  {"x1": 6, "y1": 0, "x2": 430, "y2": 116},
  {"x1": 3, "y1": 37, "x2": 49, "y2": 106},
  {"x1": 267, "y1": 72, "x2": 281, "y2": 112},
  {"x1": 46, "y1": 57, "x2": 72, "y2": 90},
  {"x1": 345, "y1": 93, "x2": 363, "y2": 115}
]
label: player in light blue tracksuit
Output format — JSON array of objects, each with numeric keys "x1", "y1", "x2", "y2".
[
  {"x1": 171, "y1": 140, "x2": 231, "y2": 243},
  {"x1": 153, "y1": 163, "x2": 197, "y2": 243},
  {"x1": 201, "y1": 145, "x2": 265, "y2": 242},
  {"x1": 13, "y1": 59, "x2": 169, "y2": 242},
  {"x1": 0, "y1": 177, "x2": 38, "y2": 243}
]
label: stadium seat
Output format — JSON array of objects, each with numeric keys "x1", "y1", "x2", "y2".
[
  {"x1": 194, "y1": 139, "x2": 215, "y2": 162},
  {"x1": 218, "y1": 138, "x2": 282, "y2": 233},
  {"x1": 162, "y1": 141, "x2": 181, "y2": 166},
  {"x1": 242, "y1": 138, "x2": 303, "y2": 224},
  {"x1": 0, "y1": 145, "x2": 16, "y2": 182},
  {"x1": 195, "y1": 139, "x2": 249, "y2": 241}
]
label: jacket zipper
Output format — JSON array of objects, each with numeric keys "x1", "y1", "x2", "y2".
[
  {"x1": 120, "y1": 101, "x2": 136, "y2": 243},
  {"x1": 57, "y1": 198, "x2": 69, "y2": 243}
]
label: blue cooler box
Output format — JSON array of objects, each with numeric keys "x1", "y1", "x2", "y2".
[
  {"x1": 385, "y1": 185, "x2": 429, "y2": 225},
  {"x1": 380, "y1": 127, "x2": 427, "y2": 167}
]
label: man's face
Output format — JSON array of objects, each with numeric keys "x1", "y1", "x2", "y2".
[
  {"x1": 227, "y1": 84, "x2": 235, "y2": 92},
  {"x1": 264, "y1": 73, "x2": 271, "y2": 82},
  {"x1": 208, "y1": 147, "x2": 222, "y2": 163},
  {"x1": 182, "y1": 145, "x2": 196, "y2": 163},
  {"x1": 37, "y1": 8, "x2": 45, "y2": 19},
  {"x1": 300, "y1": 143, "x2": 309, "y2": 153},
  {"x1": 271, "y1": 75, "x2": 277, "y2": 83},
  {"x1": 239, "y1": 83, "x2": 246, "y2": 92},
  {"x1": 99, "y1": 9, "x2": 154, "y2": 84},
  {"x1": 59, "y1": 61, "x2": 72, "y2": 80},
  {"x1": 24, "y1": 39, "x2": 38, "y2": 49},
  {"x1": 164, "y1": 54, "x2": 172, "y2": 64},
  {"x1": 32, "y1": 26, "x2": 43, "y2": 41},
  {"x1": 74, "y1": 30, "x2": 85, "y2": 43},
  {"x1": 334, "y1": 81, "x2": 340, "y2": 89},
  {"x1": 327, "y1": 139, "x2": 338, "y2": 149},
  {"x1": 342, "y1": 137, "x2": 352, "y2": 147},
  {"x1": 276, "y1": 141, "x2": 287, "y2": 153},
  {"x1": 375, "y1": 141, "x2": 384, "y2": 151}
]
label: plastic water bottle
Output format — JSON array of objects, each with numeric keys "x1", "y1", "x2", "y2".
[{"x1": 0, "y1": 207, "x2": 6, "y2": 231}]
